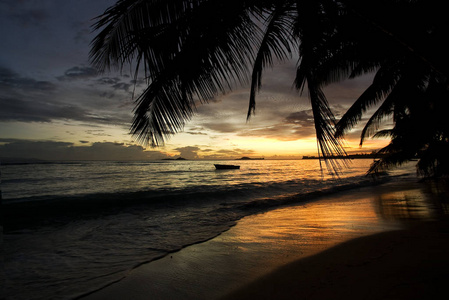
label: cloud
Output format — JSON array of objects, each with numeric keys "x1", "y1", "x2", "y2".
[
  {"x1": 113, "y1": 82, "x2": 132, "y2": 92},
  {"x1": 235, "y1": 109, "x2": 317, "y2": 141},
  {"x1": 0, "y1": 67, "x2": 92, "y2": 122},
  {"x1": 190, "y1": 82, "x2": 313, "y2": 140},
  {"x1": 0, "y1": 97, "x2": 88, "y2": 122},
  {"x1": 0, "y1": 139, "x2": 170, "y2": 161},
  {"x1": 0, "y1": 65, "x2": 134, "y2": 127},
  {"x1": 284, "y1": 110, "x2": 314, "y2": 126},
  {"x1": 57, "y1": 66, "x2": 98, "y2": 81},
  {"x1": 187, "y1": 147, "x2": 257, "y2": 160},
  {"x1": 185, "y1": 131, "x2": 208, "y2": 136},
  {"x1": 174, "y1": 146, "x2": 201, "y2": 159},
  {"x1": 85, "y1": 130, "x2": 113, "y2": 137},
  {"x1": 168, "y1": 145, "x2": 258, "y2": 160},
  {"x1": 0, "y1": 67, "x2": 56, "y2": 91},
  {"x1": 214, "y1": 148, "x2": 256, "y2": 157},
  {"x1": 97, "y1": 77, "x2": 121, "y2": 85}
]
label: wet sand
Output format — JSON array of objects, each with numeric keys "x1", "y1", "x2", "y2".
[
  {"x1": 81, "y1": 178, "x2": 449, "y2": 300},
  {"x1": 222, "y1": 221, "x2": 449, "y2": 300}
]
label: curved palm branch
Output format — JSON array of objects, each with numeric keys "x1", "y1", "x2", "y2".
[
  {"x1": 92, "y1": 0, "x2": 263, "y2": 146},
  {"x1": 293, "y1": 0, "x2": 351, "y2": 172},
  {"x1": 358, "y1": 64, "x2": 429, "y2": 146},
  {"x1": 308, "y1": 80, "x2": 347, "y2": 172},
  {"x1": 334, "y1": 63, "x2": 401, "y2": 138},
  {"x1": 247, "y1": 2, "x2": 297, "y2": 120}
]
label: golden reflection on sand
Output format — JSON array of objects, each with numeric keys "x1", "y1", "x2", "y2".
[
  {"x1": 224, "y1": 180, "x2": 448, "y2": 269},
  {"x1": 375, "y1": 180, "x2": 449, "y2": 221},
  {"x1": 224, "y1": 193, "x2": 398, "y2": 269}
]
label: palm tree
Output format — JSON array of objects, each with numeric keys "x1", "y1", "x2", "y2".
[
  {"x1": 334, "y1": 0, "x2": 449, "y2": 177},
  {"x1": 90, "y1": 0, "x2": 449, "y2": 177},
  {"x1": 363, "y1": 71, "x2": 449, "y2": 178}
]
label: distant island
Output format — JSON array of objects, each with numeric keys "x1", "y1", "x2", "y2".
[
  {"x1": 0, "y1": 157, "x2": 49, "y2": 165},
  {"x1": 302, "y1": 153, "x2": 386, "y2": 160},
  {"x1": 238, "y1": 157, "x2": 264, "y2": 160}
]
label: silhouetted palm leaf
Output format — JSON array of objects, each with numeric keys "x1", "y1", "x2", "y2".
[
  {"x1": 247, "y1": 2, "x2": 297, "y2": 120},
  {"x1": 92, "y1": 0, "x2": 262, "y2": 145},
  {"x1": 335, "y1": 64, "x2": 401, "y2": 138}
]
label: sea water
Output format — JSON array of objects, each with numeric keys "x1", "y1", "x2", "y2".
[{"x1": 2, "y1": 159, "x2": 413, "y2": 300}]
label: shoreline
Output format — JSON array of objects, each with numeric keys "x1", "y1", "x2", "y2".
[{"x1": 80, "y1": 177, "x2": 448, "y2": 300}]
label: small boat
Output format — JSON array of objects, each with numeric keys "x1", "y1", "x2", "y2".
[{"x1": 214, "y1": 164, "x2": 240, "y2": 170}]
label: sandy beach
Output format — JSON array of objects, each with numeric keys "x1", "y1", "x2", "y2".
[
  {"x1": 80, "y1": 178, "x2": 449, "y2": 300},
  {"x1": 223, "y1": 221, "x2": 449, "y2": 300}
]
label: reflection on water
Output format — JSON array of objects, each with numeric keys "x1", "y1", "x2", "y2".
[{"x1": 375, "y1": 180, "x2": 449, "y2": 222}]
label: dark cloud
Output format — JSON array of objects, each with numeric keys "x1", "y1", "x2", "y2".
[
  {"x1": 0, "y1": 140, "x2": 74, "y2": 160},
  {"x1": 0, "y1": 65, "x2": 132, "y2": 125},
  {"x1": 0, "y1": 139, "x2": 168, "y2": 161},
  {"x1": 284, "y1": 110, "x2": 314, "y2": 126},
  {"x1": 0, "y1": 67, "x2": 56, "y2": 91},
  {"x1": 130, "y1": 78, "x2": 146, "y2": 87},
  {"x1": 97, "y1": 77, "x2": 121, "y2": 85},
  {"x1": 0, "y1": 66, "x2": 91, "y2": 122},
  {"x1": 57, "y1": 66, "x2": 98, "y2": 81},
  {"x1": 0, "y1": 97, "x2": 88, "y2": 122},
  {"x1": 192, "y1": 85, "x2": 312, "y2": 139},
  {"x1": 113, "y1": 82, "x2": 132, "y2": 92},
  {"x1": 237, "y1": 109, "x2": 317, "y2": 141}
]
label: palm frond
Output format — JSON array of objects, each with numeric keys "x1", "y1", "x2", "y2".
[
  {"x1": 334, "y1": 64, "x2": 401, "y2": 138},
  {"x1": 247, "y1": 3, "x2": 297, "y2": 120},
  {"x1": 90, "y1": 0, "x2": 198, "y2": 73},
  {"x1": 372, "y1": 129, "x2": 393, "y2": 140},
  {"x1": 131, "y1": 75, "x2": 194, "y2": 146},
  {"x1": 92, "y1": 0, "x2": 263, "y2": 146},
  {"x1": 307, "y1": 78, "x2": 347, "y2": 174},
  {"x1": 293, "y1": 0, "x2": 351, "y2": 173},
  {"x1": 359, "y1": 66, "x2": 430, "y2": 145}
]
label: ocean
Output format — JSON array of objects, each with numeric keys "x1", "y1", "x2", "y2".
[{"x1": 2, "y1": 159, "x2": 412, "y2": 300}]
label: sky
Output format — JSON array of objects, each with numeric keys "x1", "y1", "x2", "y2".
[{"x1": 0, "y1": 0, "x2": 389, "y2": 161}]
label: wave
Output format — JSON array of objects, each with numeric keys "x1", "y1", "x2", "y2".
[{"x1": 3, "y1": 173, "x2": 392, "y2": 232}]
